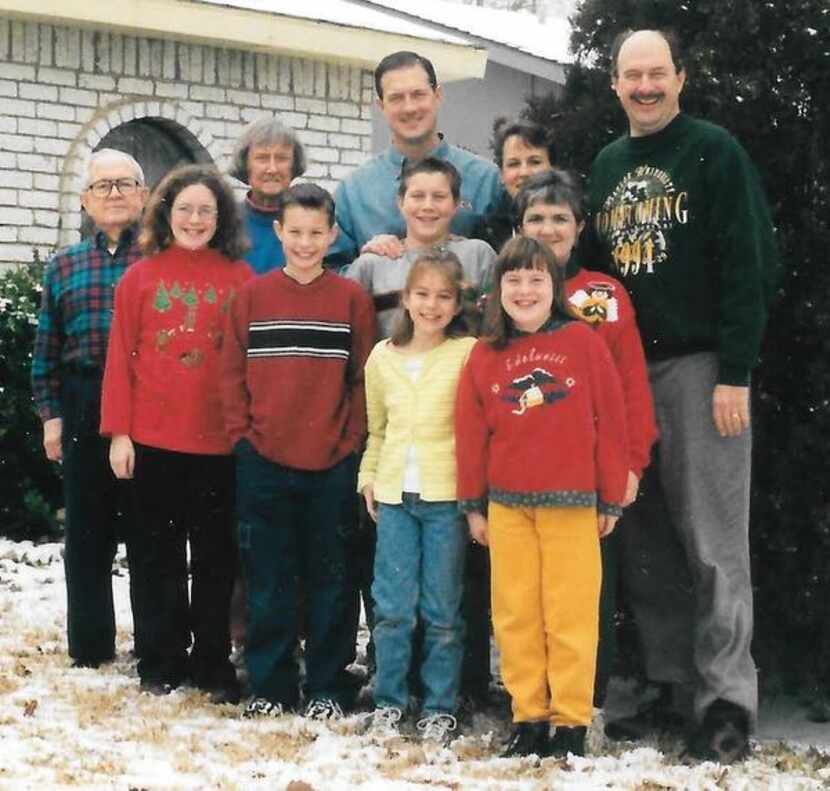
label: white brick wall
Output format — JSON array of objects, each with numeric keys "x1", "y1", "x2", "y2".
[{"x1": 0, "y1": 17, "x2": 374, "y2": 270}]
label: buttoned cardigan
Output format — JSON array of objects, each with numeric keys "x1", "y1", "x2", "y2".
[{"x1": 358, "y1": 335, "x2": 476, "y2": 503}]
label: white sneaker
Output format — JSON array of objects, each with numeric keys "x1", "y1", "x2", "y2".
[
  {"x1": 416, "y1": 712, "x2": 458, "y2": 745},
  {"x1": 365, "y1": 706, "x2": 403, "y2": 736}
]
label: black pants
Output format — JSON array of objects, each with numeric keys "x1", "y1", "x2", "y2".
[
  {"x1": 461, "y1": 541, "x2": 492, "y2": 697},
  {"x1": 129, "y1": 444, "x2": 236, "y2": 687},
  {"x1": 345, "y1": 497, "x2": 376, "y2": 672},
  {"x1": 61, "y1": 370, "x2": 132, "y2": 663},
  {"x1": 595, "y1": 528, "x2": 620, "y2": 707}
]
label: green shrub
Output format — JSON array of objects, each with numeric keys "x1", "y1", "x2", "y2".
[{"x1": 0, "y1": 256, "x2": 63, "y2": 540}]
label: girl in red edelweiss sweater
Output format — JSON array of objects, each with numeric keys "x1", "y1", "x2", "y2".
[
  {"x1": 101, "y1": 164, "x2": 252, "y2": 701},
  {"x1": 455, "y1": 236, "x2": 627, "y2": 759},
  {"x1": 515, "y1": 168, "x2": 657, "y2": 710}
]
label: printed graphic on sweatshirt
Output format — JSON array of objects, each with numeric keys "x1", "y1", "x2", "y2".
[
  {"x1": 593, "y1": 165, "x2": 689, "y2": 278},
  {"x1": 152, "y1": 280, "x2": 232, "y2": 366},
  {"x1": 247, "y1": 320, "x2": 351, "y2": 361},
  {"x1": 568, "y1": 281, "x2": 619, "y2": 325},
  {"x1": 500, "y1": 367, "x2": 570, "y2": 415}
]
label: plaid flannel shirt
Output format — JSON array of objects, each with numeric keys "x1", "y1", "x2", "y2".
[{"x1": 31, "y1": 226, "x2": 142, "y2": 421}]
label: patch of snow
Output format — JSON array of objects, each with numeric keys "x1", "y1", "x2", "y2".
[
  {"x1": 368, "y1": 0, "x2": 573, "y2": 64},
  {"x1": 0, "y1": 536, "x2": 828, "y2": 789},
  {"x1": 194, "y1": 0, "x2": 473, "y2": 45}
]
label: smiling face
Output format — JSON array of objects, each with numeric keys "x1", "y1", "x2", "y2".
[
  {"x1": 612, "y1": 30, "x2": 685, "y2": 138},
  {"x1": 402, "y1": 267, "x2": 459, "y2": 343},
  {"x1": 399, "y1": 171, "x2": 458, "y2": 247},
  {"x1": 80, "y1": 158, "x2": 147, "y2": 243},
  {"x1": 521, "y1": 200, "x2": 584, "y2": 268},
  {"x1": 378, "y1": 64, "x2": 442, "y2": 151},
  {"x1": 500, "y1": 135, "x2": 552, "y2": 197},
  {"x1": 169, "y1": 183, "x2": 218, "y2": 251},
  {"x1": 247, "y1": 142, "x2": 295, "y2": 205},
  {"x1": 500, "y1": 264, "x2": 554, "y2": 334},
  {"x1": 274, "y1": 205, "x2": 338, "y2": 283}
]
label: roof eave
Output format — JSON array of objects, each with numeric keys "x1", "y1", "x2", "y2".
[
  {"x1": 477, "y1": 41, "x2": 569, "y2": 82},
  {"x1": 0, "y1": 0, "x2": 488, "y2": 82}
]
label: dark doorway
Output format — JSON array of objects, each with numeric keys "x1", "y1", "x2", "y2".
[{"x1": 82, "y1": 117, "x2": 212, "y2": 237}]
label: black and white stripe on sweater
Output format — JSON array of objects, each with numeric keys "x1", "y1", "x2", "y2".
[{"x1": 246, "y1": 320, "x2": 352, "y2": 360}]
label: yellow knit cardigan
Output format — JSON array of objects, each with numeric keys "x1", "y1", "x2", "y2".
[{"x1": 358, "y1": 336, "x2": 477, "y2": 504}]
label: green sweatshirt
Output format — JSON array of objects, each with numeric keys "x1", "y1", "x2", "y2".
[{"x1": 584, "y1": 113, "x2": 778, "y2": 385}]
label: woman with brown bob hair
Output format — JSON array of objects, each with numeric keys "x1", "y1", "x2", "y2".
[{"x1": 101, "y1": 163, "x2": 253, "y2": 702}]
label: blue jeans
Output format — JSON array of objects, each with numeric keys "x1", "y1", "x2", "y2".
[
  {"x1": 235, "y1": 440, "x2": 357, "y2": 708},
  {"x1": 372, "y1": 494, "x2": 466, "y2": 714}
]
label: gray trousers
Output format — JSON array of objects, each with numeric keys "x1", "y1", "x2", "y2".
[{"x1": 620, "y1": 352, "x2": 757, "y2": 725}]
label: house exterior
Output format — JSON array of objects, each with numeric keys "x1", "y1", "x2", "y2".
[
  {"x1": 0, "y1": 0, "x2": 570, "y2": 270},
  {"x1": 0, "y1": 0, "x2": 487, "y2": 269}
]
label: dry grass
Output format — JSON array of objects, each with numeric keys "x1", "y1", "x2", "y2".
[{"x1": 2, "y1": 543, "x2": 830, "y2": 791}]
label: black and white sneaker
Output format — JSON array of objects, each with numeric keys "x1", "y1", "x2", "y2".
[
  {"x1": 365, "y1": 705, "x2": 403, "y2": 736},
  {"x1": 416, "y1": 712, "x2": 458, "y2": 745},
  {"x1": 304, "y1": 698, "x2": 344, "y2": 721},
  {"x1": 243, "y1": 697, "x2": 286, "y2": 718}
]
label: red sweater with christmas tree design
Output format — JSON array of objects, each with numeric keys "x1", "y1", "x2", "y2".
[{"x1": 100, "y1": 244, "x2": 253, "y2": 454}]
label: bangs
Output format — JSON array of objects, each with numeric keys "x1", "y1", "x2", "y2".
[{"x1": 495, "y1": 236, "x2": 557, "y2": 281}]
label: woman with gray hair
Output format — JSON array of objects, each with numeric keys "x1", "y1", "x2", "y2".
[{"x1": 230, "y1": 116, "x2": 307, "y2": 274}]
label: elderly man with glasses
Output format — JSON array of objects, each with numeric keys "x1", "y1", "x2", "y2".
[{"x1": 32, "y1": 148, "x2": 148, "y2": 669}]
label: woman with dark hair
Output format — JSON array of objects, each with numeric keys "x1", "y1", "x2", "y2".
[
  {"x1": 493, "y1": 118, "x2": 557, "y2": 199},
  {"x1": 100, "y1": 164, "x2": 253, "y2": 702},
  {"x1": 484, "y1": 118, "x2": 557, "y2": 253}
]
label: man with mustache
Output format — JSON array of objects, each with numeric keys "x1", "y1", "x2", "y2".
[
  {"x1": 328, "y1": 50, "x2": 505, "y2": 265},
  {"x1": 583, "y1": 29, "x2": 778, "y2": 762}
]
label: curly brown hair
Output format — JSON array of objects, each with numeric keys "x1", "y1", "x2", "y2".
[{"x1": 140, "y1": 164, "x2": 248, "y2": 259}]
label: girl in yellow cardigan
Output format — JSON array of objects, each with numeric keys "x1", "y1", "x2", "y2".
[{"x1": 359, "y1": 250, "x2": 476, "y2": 744}]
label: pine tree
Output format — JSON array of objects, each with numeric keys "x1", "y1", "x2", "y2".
[
  {"x1": 154, "y1": 281, "x2": 172, "y2": 313},
  {"x1": 524, "y1": 0, "x2": 830, "y2": 687}
]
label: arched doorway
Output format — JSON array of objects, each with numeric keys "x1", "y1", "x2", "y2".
[{"x1": 82, "y1": 117, "x2": 213, "y2": 236}]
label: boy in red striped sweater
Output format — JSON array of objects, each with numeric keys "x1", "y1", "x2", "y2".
[{"x1": 221, "y1": 184, "x2": 376, "y2": 719}]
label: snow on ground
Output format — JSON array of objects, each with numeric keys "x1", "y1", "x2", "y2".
[{"x1": 1, "y1": 537, "x2": 829, "y2": 790}]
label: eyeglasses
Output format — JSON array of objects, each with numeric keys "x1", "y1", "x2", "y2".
[
  {"x1": 86, "y1": 178, "x2": 142, "y2": 197},
  {"x1": 172, "y1": 204, "x2": 218, "y2": 220}
]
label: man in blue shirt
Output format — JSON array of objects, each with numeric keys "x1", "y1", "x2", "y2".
[{"x1": 329, "y1": 51, "x2": 506, "y2": 265}]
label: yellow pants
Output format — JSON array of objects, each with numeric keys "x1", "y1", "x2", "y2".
[{"x1": 489, "y1": 502, "x2": 601, "y2": 726}]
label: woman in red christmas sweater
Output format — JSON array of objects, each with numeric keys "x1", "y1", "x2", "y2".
[
  {"x1": 455, "y1": 236, "x2": 628, "y2": 759},
  {"x1": 101, "y1": 164, "x2": 253, "y2": 700},
  {"x1": 514, "y1": 169, "x2": 657, "y2": 710}
]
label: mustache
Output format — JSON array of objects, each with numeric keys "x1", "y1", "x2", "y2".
[{"x1": 632, "y1": 92, "x2": 664, "y2": 102}]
